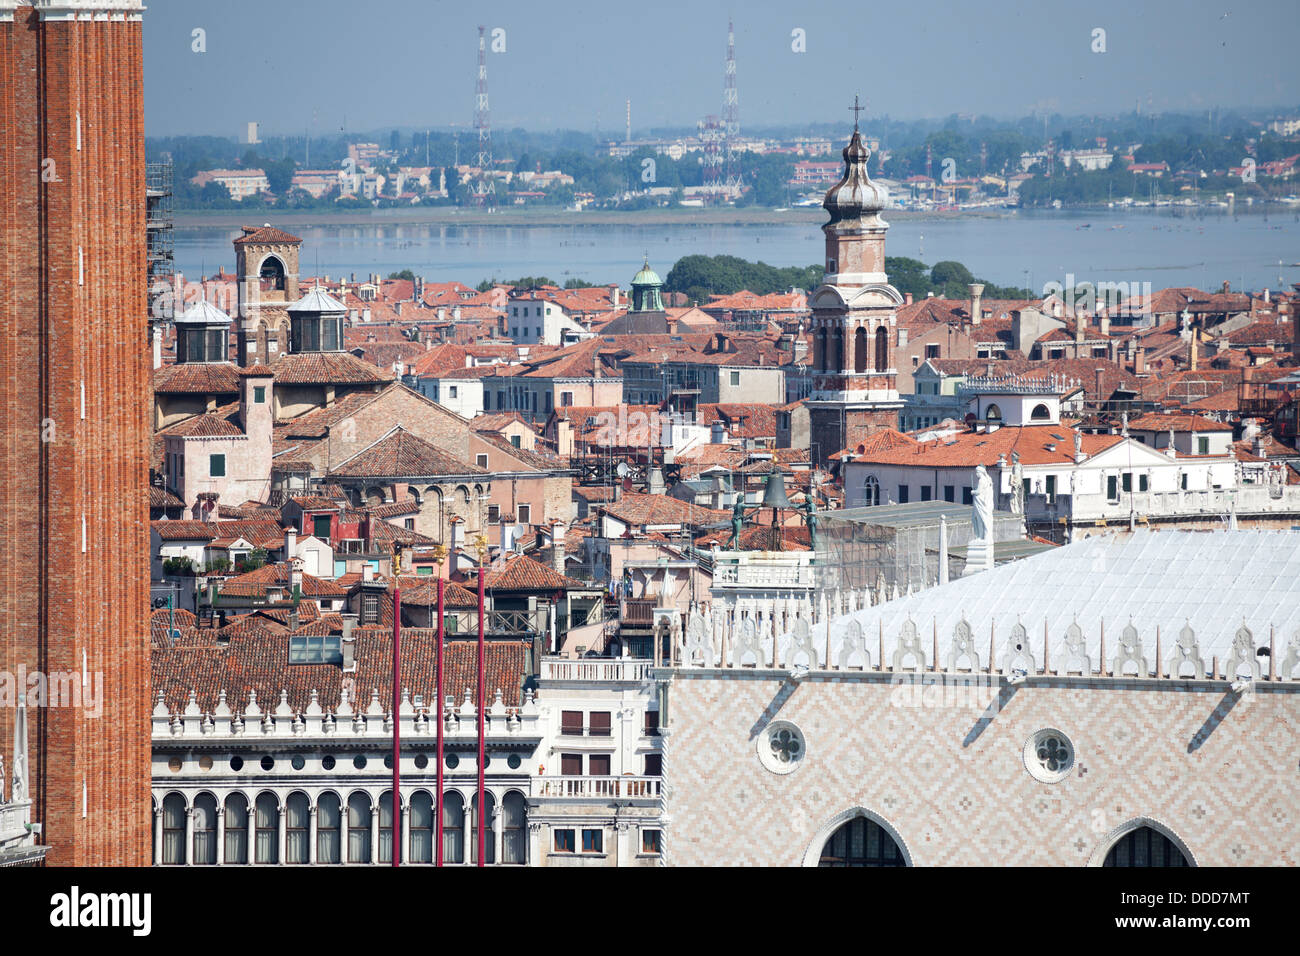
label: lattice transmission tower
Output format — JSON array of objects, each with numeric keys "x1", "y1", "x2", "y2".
[
  {"x1": 722, "y1": 18, "x2": 741, "y2": 194},
  {"x1": 473, "y1": 25, "x2": 495, "y2": 209}
]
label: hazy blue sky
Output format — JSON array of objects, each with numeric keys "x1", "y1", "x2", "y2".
[{"x1": 144, "y1": 0, "x2": 1300, "y2": 138}]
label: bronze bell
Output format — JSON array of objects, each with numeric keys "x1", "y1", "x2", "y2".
[{"x1": 761, "y1": 472, "x2": 792, "y2": 510}]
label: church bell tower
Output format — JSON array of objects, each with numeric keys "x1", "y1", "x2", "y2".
[{"x1": 807, "y1": 104, "x2": 904, "y2": 467}]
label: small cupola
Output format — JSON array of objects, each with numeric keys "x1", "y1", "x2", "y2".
[
  {"x1": 287, "y1": 285, "x2": 347, "y2": 353},
  {"x1": 175, "y1": 298, "x2": 233, "y2": 364}
]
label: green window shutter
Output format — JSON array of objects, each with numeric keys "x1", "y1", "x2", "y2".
[{"x1": 210, "y1": 454, "x2": 226, "y2": 477}]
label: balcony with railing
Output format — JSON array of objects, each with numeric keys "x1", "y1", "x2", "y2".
[
  {"x1": 540, "y1": 657, "x2": 653, "y2": 683},
  {"x1": 531, "y1": 776, "x2": 662, "y2": 800},
  {"x1": 712, "y1": 559, "x2": 817, "y2": 589},
  {"x1": 1026, "y1": 484, "x2": 1300, "y2": 525}
]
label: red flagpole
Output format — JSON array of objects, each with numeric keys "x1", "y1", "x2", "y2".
[
  {"x1": 435, "y1": 572, "x2": 445, "y2": 867},
  {"x1": 392, "y1": 554, "x2": 402, "y2": 867},
  {"x1": 477, "y1": 553, "x2": 486, "y2": 867}
]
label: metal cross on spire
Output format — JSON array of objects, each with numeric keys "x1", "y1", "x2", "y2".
[{"x1": 849, "y1": 95, "x2": 865, "y2": 131}]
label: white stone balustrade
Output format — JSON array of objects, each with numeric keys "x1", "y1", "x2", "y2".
[
  {"x1": 531, "y1": 776, "x2": 662, "y2": 800},
  {"x1": 152, "y1": 687, "x2": 543, "y2": 740}
]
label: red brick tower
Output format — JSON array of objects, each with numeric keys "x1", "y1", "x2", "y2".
[
  {"x1": 0, "y1": 0, "x2": 150, "y2": 865},
  {"x1": 807, "y1": 118, "x2": 904, "y2": 466}
]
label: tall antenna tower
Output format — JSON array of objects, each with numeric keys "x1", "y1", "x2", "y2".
[
  {"x1": 625, "y1": 98, "x2": 631, "y2": 145},
  {"x1": 699, "y1": 115, "x2": 724, "y2": 197},
  {"x1": 473, "y1": 25, "x2": 495, "y2": 209},
  {"x1": 722, "y1": 18, "x2": 741, "y2": 193}
]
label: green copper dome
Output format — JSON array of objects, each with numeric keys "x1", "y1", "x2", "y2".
[
  {"x1": 631, "y1": 258, "x2": 662, "y2": 287},
  {"x1": 629, "y1": 256, "x2": 664, "y2": 312}
]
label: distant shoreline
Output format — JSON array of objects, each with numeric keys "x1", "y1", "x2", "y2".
[{"x1": 172, "y1": 206, "x2": 1001, "y2": 229}]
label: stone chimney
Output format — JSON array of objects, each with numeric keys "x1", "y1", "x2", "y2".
[
  {"x1": 341, "y1": 613, "x2": 358, "y2": 671},
  {"x1": 556, "y1": 418, "x2": 574, "y2": 457},
  {"x1": 284, "y1": 526, "x2": 297, "y2": 564},
  {"x1": 904, "y1": 292, "x2": 913, "y2": 306},
  {"x1": 1094, "y1": 367, "x2": 1105, "y2": 400},
  {"x1": 550, "y1": 519, "x2": 567, "y2": 575},
  {"x1": 611, "y1": 286, "x2": 621, "y2": 309},
  {"x1": 152, "y1": 325, "x2": 163, "y2": 369},
  {"x1": 968, "y1": 283, "x2": 984, "y2": 325},
  {"x1": 1100, "y1": 311, "x2": 1110, "y2": 338},
  {"x1": 362, "y1": 562, "x2": 374, "y2": 582}
]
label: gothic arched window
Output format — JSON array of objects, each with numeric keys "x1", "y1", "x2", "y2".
[
  {"x1": 1103, "y1": 826, "x2": 1191, "y2": 867},
  {"x1": 818, "y1": 814, "x2": 907, "y2": 867},
  {"x1": 1030, "y1": 403, "x2": 1051, "y2": 421},
  {"x1": 816, "y1": 328, "x2": 828, "y2": 371},
  {"x1": 874, "y1": 326, "x2": 889, "y2": 373},
  {"x1": 864, "y1": 474, "x2": 881, "y2": 507},
  {"x1": 833, "y1": 329, "x2": 845, "y2": 372}
]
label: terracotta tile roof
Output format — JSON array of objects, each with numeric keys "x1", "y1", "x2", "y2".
[
  {"x1": 152, "y1": 363, "x2": 242, "y2": 394},
  {"x1": 696, "y1": 403, "x2": 779, "y2": 439},
  {"x1": 675, "y1": 443, "x2": 747, "y2": 466},
  {"x1": 833, "y1": 428, "x2": 920, "y2": 462},
  {"x1": 1220, "y1": 319, "x2": 1292, "y2": 346},
  {"x1": 285, "y1": 495, "x2": 339, "y2": 511},
  {"x1": 232, "y1": 225, "x2": 302, "y2": 245},
  {"x1": 481, "y1": 553, "x2": 586, "y2": 591},
  {"x1": 396, "y1": 576, "x2": 479, "y2": 608},
  {"x1": 471, "y1": 411, "x2": 534, "y2": 433},
  {"x1": 152, "y1": 628, "x2": 531, "y2": 713},
  {"x1": 1127, "y1": 412, "x2": 1234, "y2": 433},
  {"x1": 350, "y1": 341, "x2": 427, "y2": 371},
  {"x1": 270, "y1": 351, "x2": 395, "y2": 385},
  {"x1": 330, "y1": 428, "x2": 483, "y2": 479},
  {"x1": 165, "y1": 413, "x2": 245, "y2": 439},
  {"x1": 217, "y1": 562, "x2": 347, "y2": 599},
  {"x1": 152, "y1": 520, "x2": 217, "y2": 541},
  {"x1": 213, "y1": 519, "x2": 288, "y2": 548},
  {"x1": 474, "y1": 431, "x2": 567, "y2": 470},
  {"x1": 150, "y1": 486, "x2": 185, "y2": 509},
  {"x1": 1186, "y1": 388, "x2": 1241, "y2": 412},
  {"x1": 847, "y1": 425, "x2": 1124, "y2": 468},
  {"x1": 600, "y1": 492, "x2": 730, "y2": 528},
  {"x1": 364, "y1": 500, "x2": 420, "y2": 519},
  {"x1": 411, "y1": 343, "x2": 472, "y2": 377},
  {"x1": 273, "y1": 389, "x2": 383, "y2": 439}
]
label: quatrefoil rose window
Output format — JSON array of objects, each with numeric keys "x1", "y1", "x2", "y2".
[
  {"x1": 758, "y1": 720, "x2": 806, "y2": 775},
  {"x1": 1023, "y1": 728, "x2": 1074, "y2": 784}
]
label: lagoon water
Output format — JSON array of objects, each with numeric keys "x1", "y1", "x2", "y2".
[{"x1": 175, "y1": 207, "x2": 1300, "y2": 295}]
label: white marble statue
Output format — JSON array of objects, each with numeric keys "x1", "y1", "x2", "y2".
[{"x1": 972, "y1": 464, "x2": 993, "y2": 542}]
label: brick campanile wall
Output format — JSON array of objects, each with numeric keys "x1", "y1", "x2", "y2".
[{"x1": 0, "y1": 1, "x2": 150, "y2": 865}]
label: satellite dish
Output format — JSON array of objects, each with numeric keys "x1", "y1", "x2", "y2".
[{"x1": 616, "y1": 462, "x2": 630, "y2": 478}]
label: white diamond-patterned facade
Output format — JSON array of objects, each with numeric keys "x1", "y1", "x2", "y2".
[{"x1": 653, "y1": 529, "x2": 1300, "y2": 865}]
